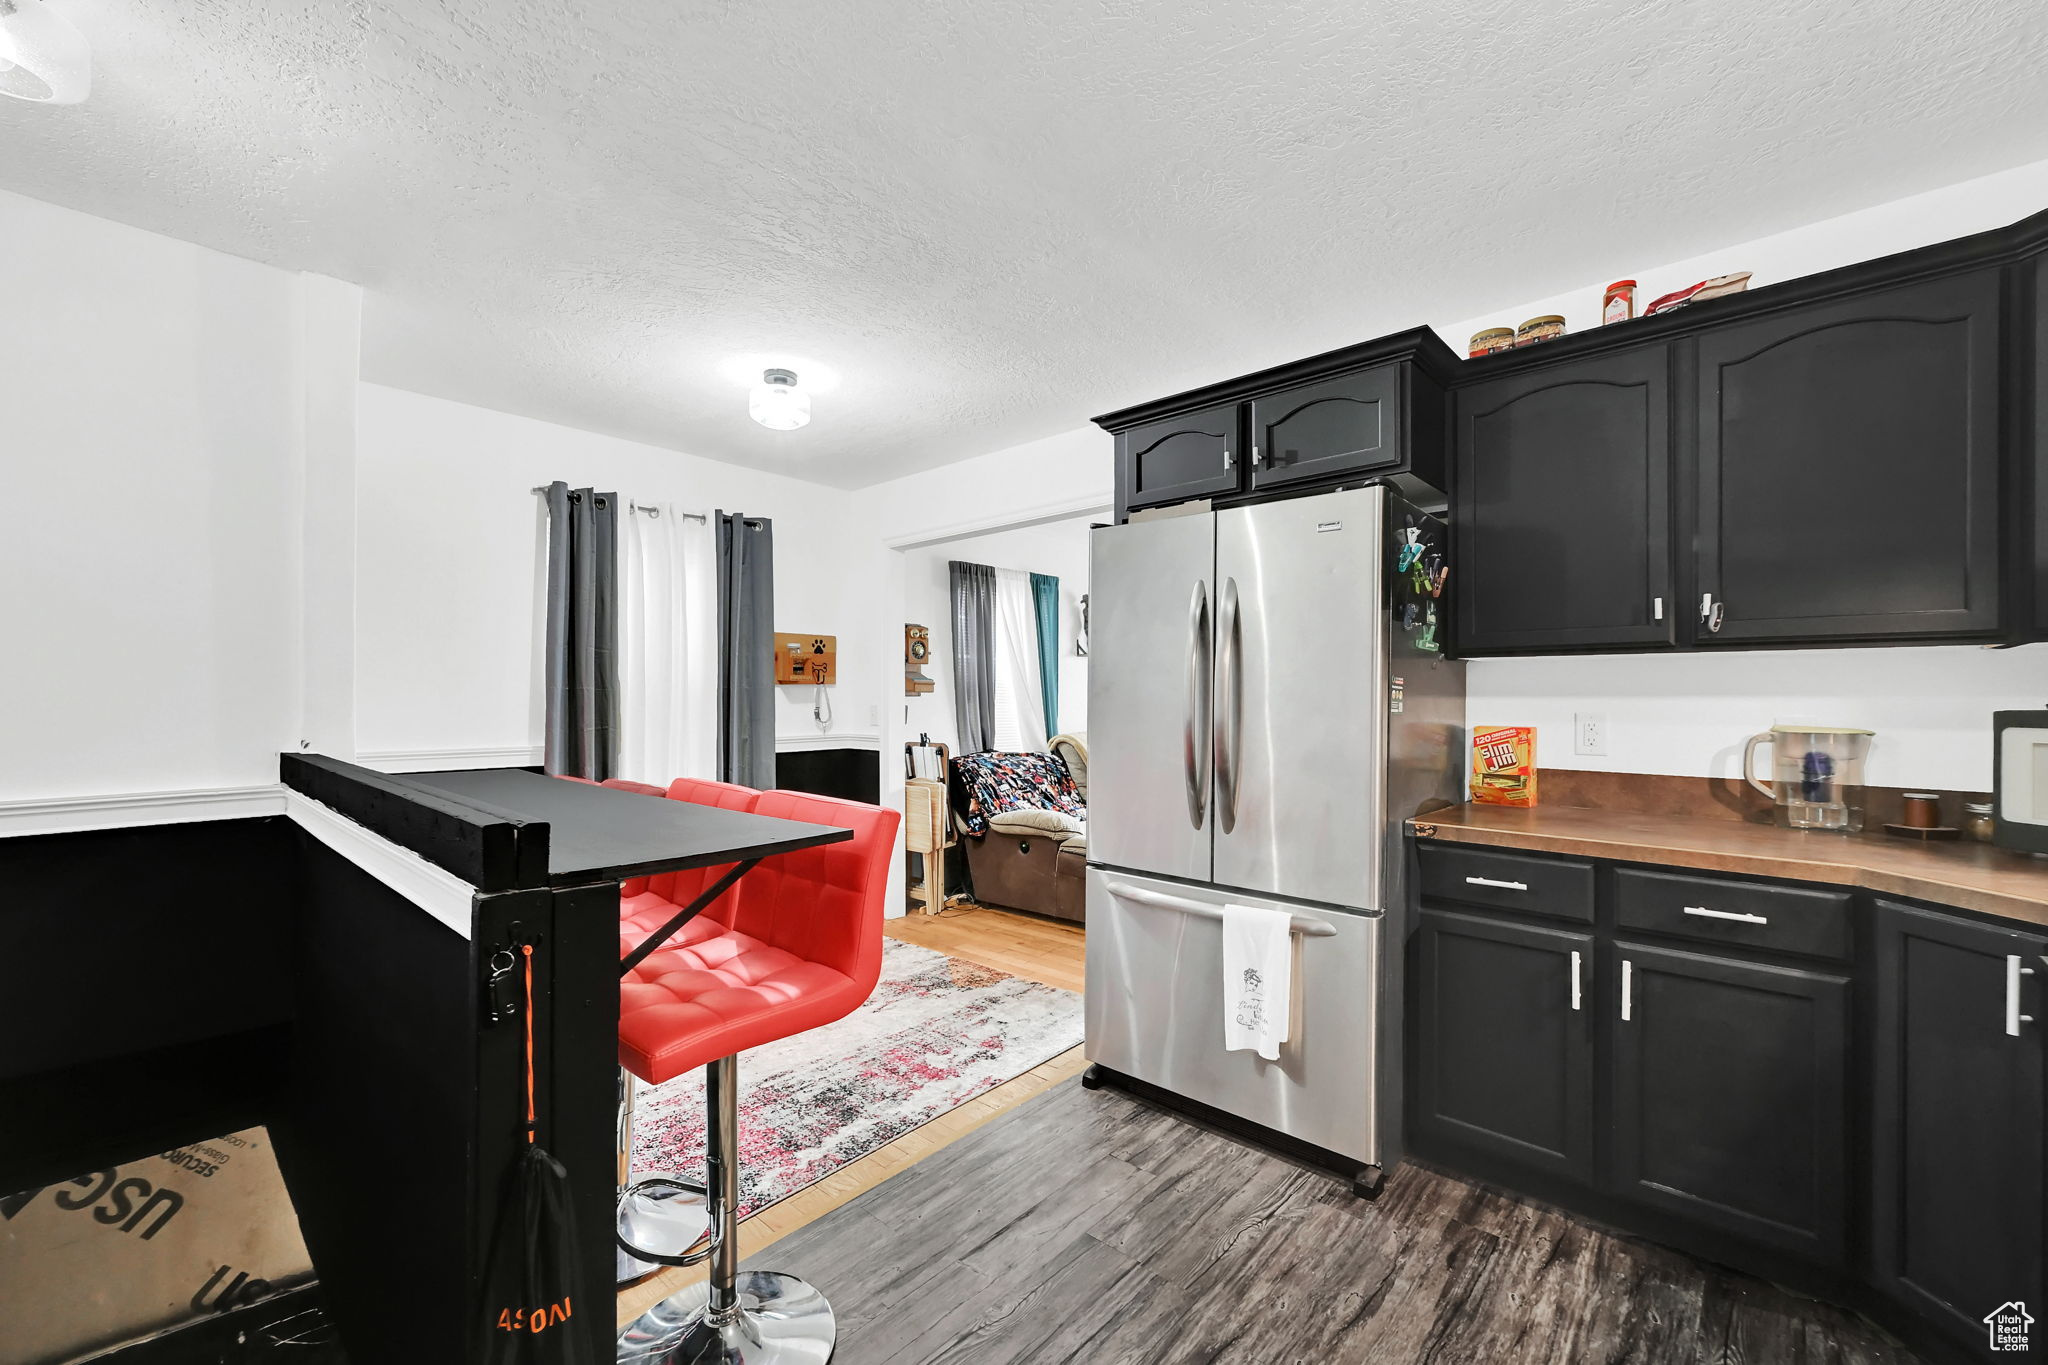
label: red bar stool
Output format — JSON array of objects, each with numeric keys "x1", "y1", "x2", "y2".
[
  {"x1": 615, "y1": 788, "x2": 899, "y2": 1364},
  {"x1": 613, "y1": 778, "x2": 765, "y2": 1281}
]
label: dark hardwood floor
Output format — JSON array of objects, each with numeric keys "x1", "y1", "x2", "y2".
[{"x1": 750, "y1": 1079, "x2": 1924, "y2": 1365}]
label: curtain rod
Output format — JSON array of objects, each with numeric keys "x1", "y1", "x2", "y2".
[{"x1": 529, "y1": 486, "x2": 748, "y2": 523}]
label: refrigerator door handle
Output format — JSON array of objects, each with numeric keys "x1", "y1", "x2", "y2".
[
  {"x1": 1101, "y1": 878, "x2": 1339, "y2": 938},
  {"x1": 1184, "y1": 580, "x2": 1211, "y2": 830},
  {"x1": 1215, "y1": 576, "x2": 1242, "y2": 834}
]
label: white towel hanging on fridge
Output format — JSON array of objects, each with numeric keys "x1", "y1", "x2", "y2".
[{"x1": 1223, "y1": 903, "x2": 1292, "y2": 1060}]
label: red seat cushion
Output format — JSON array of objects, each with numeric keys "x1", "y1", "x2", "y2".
[
  {"x1": 664, "y1": 777, "x2": 760, "y2": 810},
  {"x1": 634, "y1": 779, "x2": 764, "y2": 912},
  {"x1": 617, "y1": 790, "x2": 900, "y2": 1084}
]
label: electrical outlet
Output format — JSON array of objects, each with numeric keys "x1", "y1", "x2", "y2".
[
  {"x1": 1574, "y1": 712, "x2": 1607, "y2": 756},
  {"x1": 867, "y1": 704, "x2": 880, "y2": 727}
]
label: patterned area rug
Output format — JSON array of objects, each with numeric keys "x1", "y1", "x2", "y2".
[{"x1": 628, "y1": 937, "x2": 1084, "y2": 1219}]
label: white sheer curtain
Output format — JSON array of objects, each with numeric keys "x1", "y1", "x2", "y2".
[
  {"x1": 617, "y1": 503, "x2": 718, "y2": 784},
  {"x1": 991, "y1": 568, "x2": 1049, "y2": 752}
]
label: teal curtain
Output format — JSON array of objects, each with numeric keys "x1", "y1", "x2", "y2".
[{"x1": 1030, "y1": 573, "x2": 1059, "y2": 738}]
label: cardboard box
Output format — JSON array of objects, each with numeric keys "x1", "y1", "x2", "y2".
[
  {"x1": 1471, "y1": 725, "x2": 1538, "y2": 807},
  {"x1": 0, "y1": 1127, "x2": 313, "y2": 1364}
]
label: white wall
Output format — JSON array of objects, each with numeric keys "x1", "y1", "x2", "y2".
[
  {"x1": 0, "y1": 189, "x2": 315, "y2": 802},
  {"x1": 1468, "y1": 646, "x2": 2046, "y2": 792},
  {"x1": 353, "y1": 384, "x2": 885, "y2": 762},
  {"x1": 1439, "y1": 156, "x2": 2048, "y2": 349},
  {"x1": 902, "y1": 515, "x2": 1096, "y2": 754}
]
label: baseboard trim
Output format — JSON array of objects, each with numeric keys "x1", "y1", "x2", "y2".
[
  {"x1": 355, "y1": 745, "x2": 543, "y2": 773},
  {"x1": 0, "y1": 784, "x2": 287, "y2": 838}
]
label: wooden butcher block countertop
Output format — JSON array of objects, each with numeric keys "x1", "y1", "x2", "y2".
[{"x1": 1412, "y1": 802, "x2": 2048, "y2": 932}]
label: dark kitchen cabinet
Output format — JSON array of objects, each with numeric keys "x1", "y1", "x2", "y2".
[
  {"x1": 1414, "y1": 909, "x2": 1595, "y2": 1182},
  {"x1": 2035, "y1": 254, "x2": 2048, "y2": 638},
  {"x1": 1870, "y1": 900, "x2": 2046, "y2": 1358},
  {"x1": 1610, "y1": 942, "x2": 1850, "y2": 1264},
  {"x1": 1454, "y1": 348, "x2": 1675, "y2": 652},
  {"x1": 1248, "y1": 366, "x2": 1402, "y2": 492},
  {"x1": 1097, "y1": 331, "x2": 1457, "y2": 520},
  {"x1": 1693, "y1": 270, "x2": 2003, "y2": 644},
  {"x1": 1114, "y1": 403, "x2": 1240, "y2": 515}
]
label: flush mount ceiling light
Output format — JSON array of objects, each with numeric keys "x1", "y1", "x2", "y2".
[
  {"x1": 0, "y1": 0, "x2": 90, "y2": 105},
  {"x1": 749, "y1": 368, "x2": 811, "y2": 431}
]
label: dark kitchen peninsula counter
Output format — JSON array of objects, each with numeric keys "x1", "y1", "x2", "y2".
[
  {"x1": 282, "y1": 756, "x2": 851, "y2": 891},
  {"x1": 262, "y1": 755, "x2": 853, "y2": 1361},
  {"x1": 399, "y1": 767, "x2": 851, "y2": 885},
  {"x1": 1412, "y1": 800, "x2": 2048, "y2": 930}
]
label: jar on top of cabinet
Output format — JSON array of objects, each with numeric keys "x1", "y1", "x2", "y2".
[
  {"x1": 1603, "y1": 279, "x2": 1637, "y2": 324},
  {"x1": 1469, "y1": 327, "x2": 1515, "y2": 357}
]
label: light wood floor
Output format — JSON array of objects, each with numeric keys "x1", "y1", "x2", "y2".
[{"x1": 616, "y1": 904, "x2": 1087, "y2": 1328}]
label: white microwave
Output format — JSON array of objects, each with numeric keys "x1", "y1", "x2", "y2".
[{"x1": 1993, "y1": 710, "x2": 2048, "y2": 855}]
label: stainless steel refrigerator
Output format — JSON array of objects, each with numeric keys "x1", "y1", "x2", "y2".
[{"x1": 1083, "y1": 483, "x2": 1464, "y2": 1188}]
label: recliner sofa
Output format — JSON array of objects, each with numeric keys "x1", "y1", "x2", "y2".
[{"x1": 949, "y1": 747, "x2": 1088, "y2": 923}]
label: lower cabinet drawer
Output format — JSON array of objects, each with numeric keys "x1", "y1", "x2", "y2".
[
  {"x1": 1416, "y1": 843, "x2": 1594, "y2": 923},
  {"x1": 1614, "y1": 867, "x2": 1852, "y2": 961}
]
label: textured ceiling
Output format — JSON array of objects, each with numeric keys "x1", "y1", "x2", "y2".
[{"x1": 6, "y1": 2, "x2": 2048, "y2": 487}]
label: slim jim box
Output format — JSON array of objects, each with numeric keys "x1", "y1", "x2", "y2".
[{"x1": 1471, "y1": 726, "x2": 1537, "y2": 807}]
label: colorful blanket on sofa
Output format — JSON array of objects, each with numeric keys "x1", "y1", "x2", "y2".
[{"x1": 950, "y1": 751, "x2": 1087, "y2": 836}]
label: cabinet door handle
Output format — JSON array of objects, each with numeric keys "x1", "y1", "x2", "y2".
[
  {"x1": 2009, "y1": 955, "x2": 2037, "y2": 1037},
  {"x1": 1251, "y1": 444, "x2": 1262, "y2": 467},
  {"x1": 1465, "y1": 876, "x2": 1528, "y2": 891},
  {"x1": 1621, "y1": 958, "x2": 1633, "y2": 1022},
  {"x1": 1652, "y1": 596, "x2": 1664, "y2": 621},
  {"x1": 1699, "y1": 593, "x2": 1726, "y2": 632},
  {"x1": 1222, "y1": 448, "x2": 1234, "y2": 469},
  {"x1": 1570, "y1": 950, "x2": 1582, "y2": 1012},
  {"x1": 1682, "y1": 905, "x2": 1768, "y2": 925}
]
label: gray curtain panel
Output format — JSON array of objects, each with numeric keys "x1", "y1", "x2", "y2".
[
  {"x1": 543, "y1": 481, "x2": 619, "y2": 779},
  {"x1": 949, "y1": 560, "x2": 998, "y2": 753},
  {"x1": 717, "y1": 511, "x2": 776, "y2": 788}
]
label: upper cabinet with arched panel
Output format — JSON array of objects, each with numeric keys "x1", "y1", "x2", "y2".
[
  {"x1": 1097, "y1": 329, "x2": 1457, "y2": 520},
  {"x1": 1114, "y1": 403, "x2": 1240, "y2": 515},
  {"x1": 1248, "y1": 368, "x2": 1402, "y2": 492},
  {"x1": 1692, "y1": 271, "x2": 2003, "y2": 645}
]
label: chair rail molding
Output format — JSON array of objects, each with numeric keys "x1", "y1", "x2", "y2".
[
  {"x1": 775, "y1": 731, "x2": 883, "y2": 752},
  {"x1": 355, "y1": 744, "x2": 545, "y2": 773},
  {"x1": 285, "y1": 789, "x2": 474, "y2": 939},
  {"x1": 0, "y1": 783, "x2": 288, "y2": 837}
]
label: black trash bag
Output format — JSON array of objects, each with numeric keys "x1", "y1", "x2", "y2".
[{"x1": 476, "y1": 945, "x2": 597, "y2": 1365}]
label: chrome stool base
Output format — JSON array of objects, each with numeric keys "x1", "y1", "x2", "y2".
[
  {"x1": 618, "y1": 1176, "x2": 713, "y2": 1273},
  {"x1": 616, "y1": 1271, "x2": 836, "y2": 1364}
]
